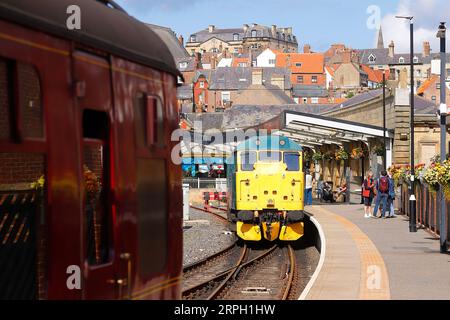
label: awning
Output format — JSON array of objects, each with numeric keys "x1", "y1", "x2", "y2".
[{"x1": 274, "y1": 111, "x2": 394, "y2": 149}]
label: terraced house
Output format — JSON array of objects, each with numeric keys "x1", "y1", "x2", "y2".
[{"x1": 185, "y1": 23, "x2": 298, "y2": 56}]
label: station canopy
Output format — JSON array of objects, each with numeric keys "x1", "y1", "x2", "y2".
[{"x1": 273, "y1": 111, "x2": 394, "y2": 150}]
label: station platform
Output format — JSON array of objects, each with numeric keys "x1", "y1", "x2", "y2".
[{"x1": 302, "y1": 205, "x2": 450, "y2": 300}]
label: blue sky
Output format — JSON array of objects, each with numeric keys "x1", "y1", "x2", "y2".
[{"x1": 115, "y1": 0, "x2": 450, "y2": 53}]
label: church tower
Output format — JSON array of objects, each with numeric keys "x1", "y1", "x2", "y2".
[{"x1": 377, "y1": 26, "x2": 384, "y2": 49}]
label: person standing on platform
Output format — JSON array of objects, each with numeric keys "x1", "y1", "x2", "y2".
[
  {"x1": 304, "y1": 170, "x2": 313, "y2": 206},
  {"x1": 362, "y1": 170, "x2": 375, "y2": 218},
  {"x1": 387, "y1": 169, "x2": 396, "y2": 218},
  {"x1": 372, "y1": 170, "x2": 390, "y2": 219}
]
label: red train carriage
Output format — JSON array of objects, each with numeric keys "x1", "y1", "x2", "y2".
[{"x1": 0, "y1": 0, "x2": 182, "y2": 299}]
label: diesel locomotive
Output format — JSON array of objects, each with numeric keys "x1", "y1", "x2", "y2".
[{"x1": 227, "y1": 135, "x2": 305, "y2": 242}]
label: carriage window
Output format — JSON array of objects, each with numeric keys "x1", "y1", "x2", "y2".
[
  {"x1": 136, "y1": 159, "x2": 167, "y2": 278},
  {"x1": 18, "y1": 63, "x2": 43, "y2": 138},
  {"x1": 0, "y1": 152, "x2": 46, "y2": 299},
  {"x1": 0, "y1": 58, "x2": 43, "y2": 140},
  {"x1": 83, "y1": 110, "x2": 111, "y2": 265},
  {"x1": 284, "y1": 152, "x2": 300, "y2": 171},
  {"x1": 240, "y1": 151, "x2": 256, "y2": 171},
  {"x1": 259, "y1": 151, "x2": 281, "y2": 162},
  {"x1": 134, "y1": 94, "x2": 164, "y2": 148}
]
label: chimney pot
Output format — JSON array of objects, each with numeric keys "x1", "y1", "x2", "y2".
[
  {"x1": 208, "y1": 25, "x2": 215, "y2": 33},
  {"x1": 252, "y1": 68, "x2": 263, "y2": 85},
  {"x1": 423, "y1": 41, "x2": 431, "y2": 57},
  {"x1": 303, "y1": 44, "x2": 311, "y2": 53},
  {"x1": 178, "y1": 35, "x2": 184, "y2": 46},
  {"x1": 388, "y1": 41, "x2": 395, "y2": 58}
]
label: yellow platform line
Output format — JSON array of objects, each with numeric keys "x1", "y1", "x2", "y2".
[{"x1": 313, "y1": 206, "x2": 391, "y2": 300}]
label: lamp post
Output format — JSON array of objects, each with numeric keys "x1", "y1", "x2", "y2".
[
  {"x1": 191, "y1": 82, "x2": 196, "y2": 113},
  {"x1": 396, "y1": 15, "x2": 416, "y2": 232},
  {"x1": 437, "y1": 22, "x2": 448, "y2": 253},
  {"x1": 383, "y1": 71, "x2": 387, "y2": 169}
]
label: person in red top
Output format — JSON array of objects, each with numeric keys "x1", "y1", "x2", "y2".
[{"x1": 362, "y1": 170, "x2": 375, "y2": 218}]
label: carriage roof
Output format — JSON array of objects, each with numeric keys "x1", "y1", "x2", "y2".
[
  {"x1": 0, "y1": 0, "x2": 181, "y2": 77},
  {"x1": 235, "y1": 135, "x2": 302, "y2": 152}
]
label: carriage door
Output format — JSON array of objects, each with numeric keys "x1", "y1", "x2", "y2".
[{"x1": 73, "y1": 51, "x2": 119, "y2": 299}]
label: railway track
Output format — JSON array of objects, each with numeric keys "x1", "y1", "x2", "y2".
[
  {"x1": 183, "y1": 243, "x2": 301, "y2": 300},
  {"x1": 183, "y1": 205, "x2": 315, "y2": 300},
  {"x1": 190, "y1": 205, "x2": 228, "y2": 223}
]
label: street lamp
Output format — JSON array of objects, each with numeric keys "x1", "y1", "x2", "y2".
[
  {"x1": 396, "y1": 15, "x2": 417, "y2": 232},
  {"x1": 382, "y1": 71, "x2": 387, "y2": 169},
  {"x1": 191, "y1": 82, "x2": 196, "y2": 113},
  {"x1": 436, "y1": 22, "x2": 448, "y2": 253}
]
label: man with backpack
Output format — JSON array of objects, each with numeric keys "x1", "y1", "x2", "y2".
[{"x1": 372, "y1": 170, "x2": 391, "y2": 219}]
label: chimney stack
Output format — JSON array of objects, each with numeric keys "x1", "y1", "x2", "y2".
[
  {"x1": 303, "y1": 44, "x2": 311, "y2": 53},
  {"x1": 388, "y1": 41, "x2": 395, "y2": 58},
  {"x1": 178, "y1": 35, "x2": 184, "y2": 46},
  {"x1": 243, "y1": 24, "x2": 249, "y2": 33},
  {"x1": 271, "y1": 75, "x2": 285, "y2": 90},
  {"x1": 423, "y1": 41, "x2": 431, "y2": 57},
  {"x1": 195, "y1": 52, "x2": 202, "y2": 69},
  {"x1": 342, "y1": 49, "x2": 352, "y2": 63},
  {"x1": 208, "y1": 25, "x2": 215, "y2": 33},
  {"x1": 271, "y1": 25, "x2": 277, "y2": 36},
  {"x1": 252, "y1": 68, "x2": 263, "y2": 85}
]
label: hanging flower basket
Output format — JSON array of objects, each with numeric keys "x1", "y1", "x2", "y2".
[
  {"x1": 323, "y1": 151, "x2": 334, "y2": 161},
  {"x1": 350, "y1": 147, "x2": 364, "y2": 159},
  {"x1": 371, "y1": 145, "x2": 385, "y2": 156},
  {"x1": 312, "y1": 152, "x2": 323, "y2": 162},
  {"x1": 335, "y1": 148, "x2": 349, "y2": 161}
]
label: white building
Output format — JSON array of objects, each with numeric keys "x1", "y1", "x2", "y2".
[
  {"x1": 256, "y1": 48, "x2": 276, "y2": 67},
  {"x1": 217, "y1": 58, "x2": 232, "y2": 68}
]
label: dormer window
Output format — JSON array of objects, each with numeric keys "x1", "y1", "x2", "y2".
[
  {"x1": 233, "y1": 33, "x2": 239, "y2": 41},
  {"x1": 413, "y1": 56, "x2": 419, "y2": 63},
  {"x1": 368, "y1": 54, "x2": 376, "y2": 63},
  {"x1": 190, "y1": 35, "x2": 196, "y2": 42},
  {"x1": 399, "y1": 57, "x2": 405, "y2": 64},
  {"x1": 282, "y1": 33, "x2": 286, "y2": 41},
  {"x1": 287, "y1": 35, "x2": 291, "y2": 42},
  {"x1": 251, "y1": 30, "x2": 257, "y2": 37},
  {"x1": 277, "y1": 32, "x2": 280, "y2": 39},
  {"x1": 179, "y1": 62, "x2": 188, "y2": 69}
]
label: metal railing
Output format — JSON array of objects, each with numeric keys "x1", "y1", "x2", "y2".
[
  {"x1": 182, "y1": 178, "x2": 227, "y2": 191},
  {"x1": 400, "y1": 183, "x2": 450, "y2": 244}
]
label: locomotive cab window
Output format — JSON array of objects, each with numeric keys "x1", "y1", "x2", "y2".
[
  {"x1": 259, "y1": 151, "x2": 281, "y2": 162},
  {"x1": 82, "y1": 110, "x2": 112, "y2": 265},
  {"x1": 284, "y1": 152, "x2": 300, "y2": 171},
  {"x1": 240, "y1": 151, "x2": 256, "y2": 171}
]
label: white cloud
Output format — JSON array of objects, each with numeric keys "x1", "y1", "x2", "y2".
[{"x1": 378, "y1": 0, "x2": 450, "y2": 54}]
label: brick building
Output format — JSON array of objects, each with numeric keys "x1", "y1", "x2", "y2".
[
  {"x1": 417, "y1": 75, "x2": 450, "y2": 104},
  {"x1": 185, "y1": 24, "x2": 298, "y2": 56},
  {"x1": 275, "y1": 52, "x2": 326, "y2": 86}
]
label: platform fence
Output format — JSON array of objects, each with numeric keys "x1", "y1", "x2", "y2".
[{"x1": 400, "y1": 182, "x2": 450, "y2": 245}]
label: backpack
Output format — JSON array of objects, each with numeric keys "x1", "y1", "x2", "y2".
[{"x1": 379, "y1": 176, "x2": 389, "y2": 193}]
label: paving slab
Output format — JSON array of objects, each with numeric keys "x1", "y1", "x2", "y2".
[{"x1": 309, "y1": 204, "x2": 450, "y2": 300}]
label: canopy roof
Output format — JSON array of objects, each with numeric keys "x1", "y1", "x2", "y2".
[{"x1": 274, "y1": 111, "x2": 394, "y2": 149}]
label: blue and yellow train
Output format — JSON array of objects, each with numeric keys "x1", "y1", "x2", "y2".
[{"x1": 226, "y1": 135, "x2": 305, "y2": 242}]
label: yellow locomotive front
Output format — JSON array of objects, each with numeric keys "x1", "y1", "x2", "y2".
[{"x1": 227, "y1": 135, "x2": 305, "y2": 242}]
